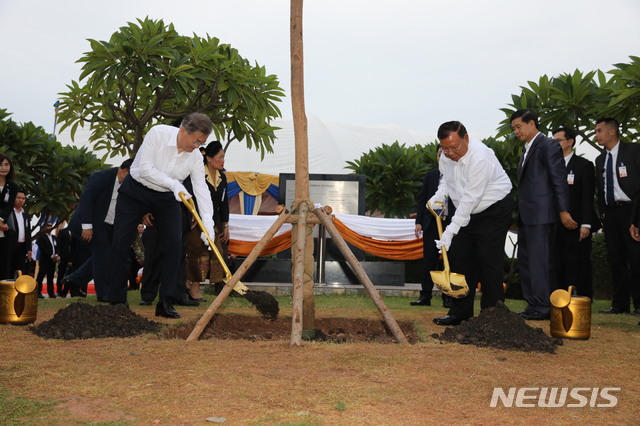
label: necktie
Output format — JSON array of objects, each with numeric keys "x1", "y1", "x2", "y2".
[{"x1": 606, "y1": 152, "x2": 615, "y2": 205}]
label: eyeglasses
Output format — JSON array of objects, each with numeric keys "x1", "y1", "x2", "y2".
[
  {"x1": 191, "y1": 137, "x2": 207, "y2": 147},
  {"x1": 441, "y1": 142, "x2": 463, "y2": 153}
]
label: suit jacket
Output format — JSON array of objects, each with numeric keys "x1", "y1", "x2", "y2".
[
  {"x1": 69, "y1": 167, "x2": 119, "y2": 239},
  {"x1": 595, "y1": 141, "x2": 640, "y2": 224},
  {"x1": 36, "y1": 232, "x2": 57, "y2": 262},
  {"x1": 0, "y1": 180, "x2": 20, "y2": 223},
  {"x1": 518, "y1": 133, "x2": 569, "y2": 225},
  {"x1": 565, "y1": 154, "x2": 601, "y2": 232},
  {"x1": 6, "y1": 208, "x2": 32, "y2": 250}
]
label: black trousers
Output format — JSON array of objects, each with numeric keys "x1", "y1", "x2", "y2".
[
  {"x1": 10, "y1": 241, "x2": 29, "y2": 277},
  {"x1": 554, "y1": 227, "x2": 593, "y2": 298},
  {"x1": 419, "y1": 221, "x2": 439, "y2": 300},
  {"x1": 447, "y1": 194, "x2": 513, "y2": 319},
  {"x1": 603, "y1": 204, "x2": 640, "y2": 311},
  {"x1": 108, "y1": 176, "x2": 182, "y2": 304},
  {"x1": 36, "y1": 258, "x2": 57, "y2": 297}
]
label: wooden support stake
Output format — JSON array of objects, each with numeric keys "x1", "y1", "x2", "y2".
[
  {"x1": 290, "y1": 201, "x2": 309, "y2": 346},
  {"x1": 313, "y1": 207, "x2": 409, "y2": 344},
  {"x1": 186, "y1": 208, "x2": 292, "y2": 341}
]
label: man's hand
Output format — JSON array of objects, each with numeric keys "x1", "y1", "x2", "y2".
[
  {"x1": 172, "y1": 182, "x2": 191, "y2": 202},
  {"x1": 630, "y1": 224, "x2": 640, "y2": 242},
  {"x1": 560, "y1": 211, "x2": 578, "y2": 230},
  {"x1": 81, "y1": 228, "x2": 93, "y2": 242},
  {"x1": 220, "y1": 224, "x2": 229, "y2": 244},
  {"x1": 414, "y1": 224, "x2": 423, "y2": 238},
  {"x1": 579, "y1": 226, "x2": 591, "y2": 241},
  {"x1": 435, "y1": 229, "x2": 454, "y2": 251},
  {"x1": 142, "y1": 213, "x2": 154, "y2": 227}
]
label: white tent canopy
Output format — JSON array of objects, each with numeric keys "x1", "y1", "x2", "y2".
[{"x1": 57, "y1": 115, "x2": 436, "y2": 174}]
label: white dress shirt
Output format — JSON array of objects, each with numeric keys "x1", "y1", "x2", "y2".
[
  {"x1": 130, "y1": 124, "x2": 214, "y2": 231},
  {"x1": 433, "y1": 138, "x2": 512, "y2": 237}
]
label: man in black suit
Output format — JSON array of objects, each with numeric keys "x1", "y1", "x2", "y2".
[
  {"x1": 594, "y1": 117, "x2": 640, "y2": 315},
  {"x1": 512, "y1": 109, "x2": 575, "y2": 320},
  {"x1": 552, "y1": 127, "x2": 600, "y2": 298},
  {"x1": 62, "y1": 159, "x2": 133, "y2": 300},
  {"x1": 35, "y1": 222, "x2": 59, "y2": 298},
  {"x1": 6, "y1": 191, "x2": 32, "y2": 277}
]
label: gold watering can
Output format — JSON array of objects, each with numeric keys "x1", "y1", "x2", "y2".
[
  {"x1": 0, "y1": 271, "x2": 38, "y2": 325},
  {"x1": 549, "y1": 285, "x2": 591, "y2": 340}
]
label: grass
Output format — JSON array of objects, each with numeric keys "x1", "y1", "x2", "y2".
[{"x1": 0, "y1": 387, "x2": 55, "y2": 425}]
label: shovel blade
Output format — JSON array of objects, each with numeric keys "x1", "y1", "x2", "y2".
[{"x1": 430, "y1": 271, "x2": 469, "y2": 299}]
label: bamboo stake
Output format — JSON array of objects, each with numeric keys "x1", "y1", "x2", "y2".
[
  {"x1": 290, "y1": 201, "x2": 309, "y2": 346},
  {"x1": 186, "y1": 208, "x2": 292, "y2": 341},
  {"x1": 313, "y1": 207, "x2": 409, "y2": 344}
]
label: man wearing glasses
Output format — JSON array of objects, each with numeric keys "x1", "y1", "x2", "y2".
[
  {"x1": 107, "y1": 113, "x2": 216, "y2": 318},
  {"x1": 429, "y1": 121, "x2": 513, "y2": 326}
]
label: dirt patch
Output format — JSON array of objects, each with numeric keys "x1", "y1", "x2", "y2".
[
  {"x1": 163, "y1": 314, "x2": 419, "y2": 343},
  {"x1": 29, "y1": 302, "x2": 162, "y2": 340},
  {"x1": 434, "y1": 301, "x2": 562, "y2": 353}
]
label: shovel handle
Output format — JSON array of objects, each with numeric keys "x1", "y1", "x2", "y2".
[
  {"x1": 179, "y1": 192, "x2": 248, "y2": 294},
  {"x1": 426, "y1": 201, "x2": 451, "y2": 273}
]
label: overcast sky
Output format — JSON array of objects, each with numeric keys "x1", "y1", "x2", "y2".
[{"x1": 1, "y1": 0, "x2": 639, "y2": 140}]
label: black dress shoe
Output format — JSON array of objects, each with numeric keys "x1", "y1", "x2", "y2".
[
  {"x1": 156, "y1": 301, "x2": 180, "y2": 319},
  {"x1": 433, "y1": 315, "x2": 465, "y2": 326},
  {"x1": 48, "y1": 294, "x2": 58, "y2": 299},
  {"x1": 188, "y1": 294, "x2": 208, "y2": 303},
  {"x1": 630, "y1": 309, "x2": 640, "y2": 316},
  {"x1": 599, "y1": 307, "x2": 629, "y2": 314},
  {"x1": 410, "y1": 297, "x2": 431, "y2": 306},
  {"x1": 61, "y1": 277, "x2": 87, "y2": 298},
  {"x1": 109, "y1": 301, "x2": 129, "y2": 307},
  {"x1": 38, "y1": 293, "x2": 45, "y2": 299},
  {"x1": 174, "y1": 296, "x2": 199, "y2": 306},
  {"x1": 139, "y1": 300, "x2": 153, "y2": 306},
  {"x1": 521, "y1": 311, "x2": 550, "y2": 320}
]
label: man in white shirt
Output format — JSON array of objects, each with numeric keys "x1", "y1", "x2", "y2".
[
  {"x1": 108, "y1": 113, "x2": 215, "y2": 319},
  {"x1": 429, "y1": 121, "x2": 513, "y2": 325}
]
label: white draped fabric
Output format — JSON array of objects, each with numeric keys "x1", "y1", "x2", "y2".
[{"x1": 228, "y1": 213, "x2": 415, "y2": 242}]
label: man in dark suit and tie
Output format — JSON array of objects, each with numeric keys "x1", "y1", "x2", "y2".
[
  {"x1": 594, "y1": 117, "x2": 640, "y2": 315},
  {"x1": 552, "y1": 127, "x2": 601, "y2": 298},
  {"x1": 62, "y1": 159, "x2": 133, "y2": 300},
  {"x1": 35, "y1": 222, "x2": 59, "y2": 298},
  {"x1": 511, "y1": 109, "x2": 576, "y2": 320},
  {"x1": 7, "y1": 191, "x2": 32, "y2": 277}
]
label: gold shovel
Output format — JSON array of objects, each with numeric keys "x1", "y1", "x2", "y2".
[
  {"x1": 179, "y1": 192, "x2": 250, "y2": 295},
  {"x1": 427, "y1": 201, "x2": 469, "y2": 298}
]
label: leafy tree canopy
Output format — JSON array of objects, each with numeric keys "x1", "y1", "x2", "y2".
[
  {"x1": 497, "y1": 55, "x2": 640, "y2": 150},
  {"x1": 0, "y1": 109, "x2": 105, "y2": 229},
  {"x1": 346, "y1": 141, "x2": 439, "y2": 218},
  {"x1": 57, "y1": 17, "x2": 285, "y2": 160}
]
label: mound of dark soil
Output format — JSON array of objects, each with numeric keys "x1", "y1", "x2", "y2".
[
  {"x1": 30, "y1": 302, "x2": 162, "y2": 340},
  {"x1": 163, "y1": 314, "x2": 419, "y2": 343},
  {"x1": 433, "y1": 301, "x2": 562, "y2": 353}
]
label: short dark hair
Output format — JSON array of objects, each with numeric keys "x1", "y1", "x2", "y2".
[
  {"x1": 202, "y1": 141, "x2": 223, "y2": 164},
  {"x1": 437, "y1": 121, "x2": 467, "y2": 140},
  {"x1": 510, "y1": 109, "x2": 539, "y2": 127},
  {"x1": 181, "y1": 113, "x2": 213, "y2": 136},
  {"x1": 596, "y1": 117, "x2": 620, "y2": 136},
  {"x1": 552, "y1": 126, "x2": 576, "y2": 147},
  {"x1": 0, "y1": 153, "x2": 15, "y2": 180},
  {"x1": 120, "y1": 158, "x2": 133, "y2": 169}
]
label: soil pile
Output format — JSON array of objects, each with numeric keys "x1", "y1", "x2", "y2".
[
  {"x1": 244, "y1": 290, "x2": 279, "y2": 319},
  {"x1": 164, "y1": 314, "x2": 419, "y2": 343},
  {"x1": 30, "y1": 302, "x2": 162, "y2": 340},
  {"x1": 434, "y1": 301, "x2": 562, "y2": 353}
]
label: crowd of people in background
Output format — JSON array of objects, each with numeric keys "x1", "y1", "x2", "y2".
[{"x1": 2, "y1": 110, "x2": 639, "y2": 325}]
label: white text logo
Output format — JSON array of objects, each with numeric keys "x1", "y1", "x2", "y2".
[{"x1": 490, "y1": 387, "x2": 620, "y2": 408}]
